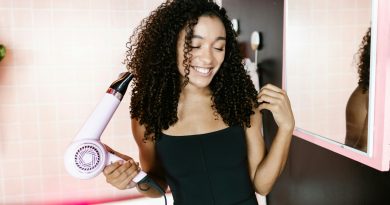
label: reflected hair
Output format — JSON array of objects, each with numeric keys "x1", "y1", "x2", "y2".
[{"x1": 356, "y1": 27, "x2": 371, "y2": 93}]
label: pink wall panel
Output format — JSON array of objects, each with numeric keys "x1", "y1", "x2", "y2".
[{"x1": 0, "y1": 0, "x2": 164, "y2": 204}]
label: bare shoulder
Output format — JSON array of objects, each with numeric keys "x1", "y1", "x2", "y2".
[{"x1": 131, "y1": 118, "x2": 147, "y2": 146}]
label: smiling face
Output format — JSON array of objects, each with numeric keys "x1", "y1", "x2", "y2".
[{"x1": 177, "y1": 15, "x2": 226, "y2": 90}]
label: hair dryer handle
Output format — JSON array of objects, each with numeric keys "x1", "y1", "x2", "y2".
[
  {"x1": 106, "y1": 152, "x2": 147, "y2": 183},
  {"x1": 106, "y1": 152, "x2": 124, "y2": 164},
  {"x1": 133, "y1": 170, "x2": 147, "y2": 183}
]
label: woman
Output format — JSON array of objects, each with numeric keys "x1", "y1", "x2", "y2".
[
  {"x1": 345, "y1": 27, "x2": 371, "y2": 152},
  {"x1": 103, "y1": 0, "x2": 294, "y2": 204}
]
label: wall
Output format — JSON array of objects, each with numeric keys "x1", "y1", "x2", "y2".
[
  {"x1": 222, "y1": 0, "x2": 390, "y2": 205},
  {"x1": 0, "y1": 0, "x2": 164, "y2": 204},
  {"x1": 2, "y1": 0, "x2": 388, "y2": 204}
]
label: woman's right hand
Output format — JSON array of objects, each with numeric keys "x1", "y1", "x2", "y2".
[{"x1": 103, "y1": 145, "x2": 141, "y2": 190}]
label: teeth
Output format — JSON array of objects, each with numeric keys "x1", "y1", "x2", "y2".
[{"x1": 194, "y1": 66, "x2": 211, "y2": 74}]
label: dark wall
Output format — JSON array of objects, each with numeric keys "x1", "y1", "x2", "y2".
[
  {"x1": 224, "y1": 0, "x2": 283, "y2": 88},
  {"x1": 223, "y1": 0, "x2": 390, "y2": 205}
]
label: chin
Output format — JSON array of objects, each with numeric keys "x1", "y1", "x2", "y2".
[{"x1": 188, "y1": 79, "x2": 213, "y2": 89}]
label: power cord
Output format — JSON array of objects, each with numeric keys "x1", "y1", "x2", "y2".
[{"x1": 138, "y1": 176, "x2": 167, "y2": 205}]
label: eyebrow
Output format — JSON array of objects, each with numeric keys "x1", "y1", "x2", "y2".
[{"x1": 192, "y1": 34, "x2": 226, "y2": 41}]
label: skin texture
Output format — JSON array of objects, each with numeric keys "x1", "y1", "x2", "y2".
[
  {"x1": 345, "y1": 28, "x2": 371, "y2": 152},
  {"x1": 345, "y1": 86, "x2": 368, "y2": 152},
  {"x1": 103, "y1": 0, "x2": 295, "y2": 199}
]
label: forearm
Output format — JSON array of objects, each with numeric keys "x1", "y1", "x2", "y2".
[{"x1": 254, "y1": 127, "x2": 293, "y2": 195}]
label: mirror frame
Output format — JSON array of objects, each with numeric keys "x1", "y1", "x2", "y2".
[{"x1": 283, "y1": 0, "x2": 390, "y2": 171}]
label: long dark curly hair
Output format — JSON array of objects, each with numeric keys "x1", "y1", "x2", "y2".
[
  {"x1": 356, "y1": 27, "x2": 371, "y2": 93},
  {"x1": 125, "y1": 0, "x2": 259, "y2": 141}
]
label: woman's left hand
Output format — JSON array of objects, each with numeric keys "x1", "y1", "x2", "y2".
[{"x1": 257, "y1": 84, "x2": 295, "y2": 132}]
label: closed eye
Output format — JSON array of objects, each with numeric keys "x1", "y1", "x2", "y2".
[{"x1": 214, "y1": 47, "x2": 224, "y2": 51}]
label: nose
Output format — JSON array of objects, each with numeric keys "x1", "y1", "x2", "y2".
[{"x1": 198, "y1": 46, "x2": 213, "y2": 64}]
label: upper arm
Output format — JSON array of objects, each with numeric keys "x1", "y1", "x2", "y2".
[
  {"x1": 345, "y1": 87, "x2": 368, "y2": 149},
  {"x1": 245, "y1": 109, "x2": 266, "y2": 180},
  {"x1": 131, "y1": 118, "x2": 165, "y2": 179}
]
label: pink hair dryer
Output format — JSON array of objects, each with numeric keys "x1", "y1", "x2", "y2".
[{"x1": 63, "y1": 72, "x2": 147, "y2": 182}]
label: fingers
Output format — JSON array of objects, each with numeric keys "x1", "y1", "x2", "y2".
[
  {"x1": 258, "y1": 101, "x2": 277, "y2": 112},
  {"x1": 260, "y1": 84, "x2": 284, "y2": 94},
  {"x1": 258, "y1": 84, "x2": 287, "y2": 105},
  {"x1": 102, "y1": 144, "x2": 132, "y2": 161},
  {"x1": 103, "y1": 160, "x2": 141, "y2": 190},
  {"x1": 257, "y1": 93, "x2": 281, "y2": 105},
  {"x1": 257, "y1": 84, "x2": 295, "y2": 131},
  {"x1": 117, "y1": 164, "x2": 142, "y2": 189},
  {"x1": 259, "y1": 84, "x2": 285, "y2": 99},
  {"x1": 103, "y1": 161, "x2": 122, "y2": 176}
]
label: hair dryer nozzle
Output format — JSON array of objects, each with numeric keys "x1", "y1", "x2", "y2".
[{"x1": 109, "y1": 72, "x2": 134, "y2": 96}]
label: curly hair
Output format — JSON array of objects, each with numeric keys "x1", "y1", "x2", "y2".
[
  {"x1": 356, "y1": 27, "x2": 371, "y2": 93},
  {"x1": 125, "y1": 0, "x2": 259, "y2": 141}
]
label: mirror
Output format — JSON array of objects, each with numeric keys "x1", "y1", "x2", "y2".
[
  {"x1": 285, "y1": 0, "x2": 373, "y2": 152},
  {"x1": 284, "y1": 0, "x2": 390, "y2": 171}
]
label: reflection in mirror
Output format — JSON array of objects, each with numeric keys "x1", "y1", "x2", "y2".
[
  {"x1": 285, "y1": 0, "x2": 372, "y2": 153},
  {"x1": 345, "y1": 28, "x2": 371, "y2": 152}
]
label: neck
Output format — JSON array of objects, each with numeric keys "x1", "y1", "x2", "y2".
[{"x1": 181, "y1": 83, "x2": 212, "y2": 99}]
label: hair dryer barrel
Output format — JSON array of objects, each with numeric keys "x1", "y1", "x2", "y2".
[{"x1": 74, "y1": 72, "x2": 134, "y2": 141}]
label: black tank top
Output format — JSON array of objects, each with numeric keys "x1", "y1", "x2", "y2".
[{"x1": 156, "y1": 125, "x2": 258, "y2": 205}]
